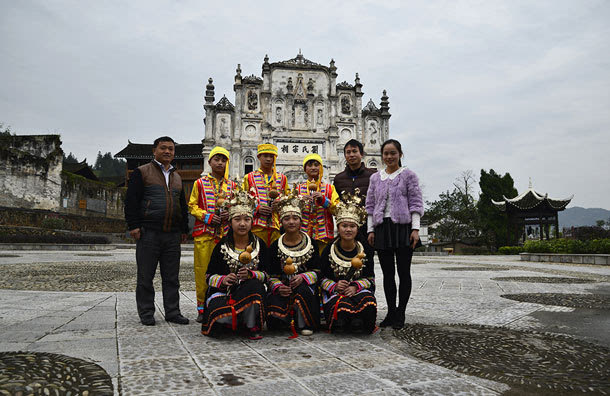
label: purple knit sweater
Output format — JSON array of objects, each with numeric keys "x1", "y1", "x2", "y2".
[{"x1": 365, "y1": 168, "x2": 424, "y2": 227}]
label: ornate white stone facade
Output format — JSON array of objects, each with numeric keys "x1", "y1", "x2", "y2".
[{"x1": 203, "y1": 52, "x2": 391, "y2": 183}]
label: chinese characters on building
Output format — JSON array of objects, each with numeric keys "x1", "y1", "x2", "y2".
[{"x1": 278, "y1": 142, "x2": 322, "y2": 156}]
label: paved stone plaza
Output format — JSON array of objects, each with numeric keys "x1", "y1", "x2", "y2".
[{"x1": 0, "y1": 251, "x2": 609, "y2": 395}]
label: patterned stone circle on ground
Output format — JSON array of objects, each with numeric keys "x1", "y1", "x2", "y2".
[
  {"x1": 0, "y1": 351, "x2": 113, "y2": 395},
  {"x1": 441, "y1": 266, "x2": 510, "y2": 271},
  {"x1": 501, "y1": 293, "x2": 610, "y2": 309},
  {"x1": 389, "y1": 323, "x2": 610, "y2": 394},
  {"x1": 492, "y1": 276, "x2": 596, "y2": 284},
  {"x1": 0, "y1": 261, "x2": 195, "y2": 291}
]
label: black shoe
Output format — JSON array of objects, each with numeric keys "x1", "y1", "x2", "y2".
[
  {"x1": 196, "y1": 313, "x2": 205, "y2": 323},
  {"x1": 392, "y1": 313, "x2": 405, "y2": 330},
  {"x1": 379, "y1": 312, "x2": 396, "y2": 327},
  {"x1": 141, "y1": 317, "x2": 156, "y2": 326},
  {"x1": 166, "y1": 314, "x2": 189, "y2": 325}
]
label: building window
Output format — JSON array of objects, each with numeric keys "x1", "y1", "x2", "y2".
[{"x1": 244, "y1": 156, "x2": 254, "y2": 174}]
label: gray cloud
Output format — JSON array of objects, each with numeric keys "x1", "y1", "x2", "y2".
[{"x1": 1, "y1": 0, "x2": 608, "y2": 208}]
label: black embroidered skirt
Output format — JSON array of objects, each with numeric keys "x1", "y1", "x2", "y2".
[
  {"x1": 201, "y1": 279, "x2": 266, "y2": 335},
  {"x1": 323, "y1": 291, "x2": 377, "y2": 334},
  {"x1": 266, "y1": 282, "x2": 320, "y2": 329}
]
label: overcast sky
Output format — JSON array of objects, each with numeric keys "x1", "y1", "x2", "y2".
[{"x1": 1, "y1": 1, "x2": 609, "y2": 209}]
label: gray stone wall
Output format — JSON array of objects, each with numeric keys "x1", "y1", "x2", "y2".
[
  {"x1": 0, "y1": 135, "x2": 63, "y2": 210},
  {"x1": 60, "y1": 173, "x2": 125, "y2": 219},
  {"x1": 0, "y1": 134, "x2": 125, "y2": 220}
]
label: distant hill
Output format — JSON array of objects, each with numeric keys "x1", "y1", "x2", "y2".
[{"x1": 559, "y1": 207, "x2": 610, "y2": 228}]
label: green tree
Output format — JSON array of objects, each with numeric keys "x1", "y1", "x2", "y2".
[
  {"x1": 477, "y1": 169, "x2": 518, "y2": 249},
  {"x1": 426, "y1": 171, "x2": 479, "y2": 247},
  {"x1": 64, "y1": 152, "x2": 79, "y2": 163},
  {"x1": 93, "y1": 151, "x2": 126, "y2": 178}
]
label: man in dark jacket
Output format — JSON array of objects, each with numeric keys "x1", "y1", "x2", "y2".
[
  {"x1": 333, "y1": 139, "x2": 376, "y2": 239},
  {"x1": 333, "y1": 139, "x2": 376, "y2": 203},
  {"x1": 125, "y1": 136, "x2": 190, "y2": 326}
]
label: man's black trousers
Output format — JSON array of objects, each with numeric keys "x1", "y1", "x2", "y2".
[{"x1": 135, "y1": 228, "x2": 182, "y2": 320}]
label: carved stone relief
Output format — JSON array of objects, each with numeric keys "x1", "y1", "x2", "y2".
[
  {"x1": 247, "y1": 90, "x2": 258, "y2": 111},
  {"x1": 341, "y1": 95, "x2": 351, "y2": 114},
  {"x1": 368, "y1": 120, "x2": 378, "y2": 144},
  {"x1": 216, "y1": 115, "x2": 231, "y2": 143},
  {"x1": 292, "y1": 102, "x2": 308, "y2": 129},
  {"x1": 245, "y1": 124, "x2": 256, "y2": 137},
  {"x1": 340, "y1": 128, "x2": 351, "y2": 141}
]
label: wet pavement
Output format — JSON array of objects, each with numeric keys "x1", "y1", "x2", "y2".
[{"x1": 0, "y1": 251, "x2": 608, "y2": 395}]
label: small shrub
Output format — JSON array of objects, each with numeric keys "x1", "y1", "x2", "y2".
[
  {"x1": 460, "y1": 246, "x2": 489, "y2": 255},
  {"x1": 40, "y1": 217, "x2": 67, "y2": 230},
  {"x1": 524, "y1": 238, "x2": 610, "y2": 254},
  {"x1": 498, "y1": 246, "x2": 524, "y2": 255}
]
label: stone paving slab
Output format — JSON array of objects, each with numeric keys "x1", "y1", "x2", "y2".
[{"x1": 0, "y1": 251, "x2": 609, "y2": 394}]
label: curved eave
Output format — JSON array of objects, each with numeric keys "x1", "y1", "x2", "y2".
[
  {"x1": 505, "y1": 200, "x2": 543, "y2": 210},
  {"x1": 503, "y1": 189, "x2": 544, "y2": 204},
  {"x1": 491, "y1": 200, "x2": 507, "y2": 211},
  {"x1": 547, "y1": 194, "x2": 574, "y2": 210}
]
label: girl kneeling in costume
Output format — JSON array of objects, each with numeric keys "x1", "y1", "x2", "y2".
[
  {"x1": 265, "y1": 190, "x2": 321, "y2": 336},
  {"x1": 320, "y1": 189, "x2": 377, "y2": 334},
  {"x1": 200, "y1": 188, "x2": 268, "y2": 340}
]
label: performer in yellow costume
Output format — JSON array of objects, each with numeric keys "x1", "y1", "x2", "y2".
[
  {"x1": 296, "y1": 153, "x2": 339, "y2": 254},
  {"x1": 243, "y1": 144, "x2": 289, "y2": 247},
  {"x1": 189, "y1": 147, "x2": 238, "y2": 323}
]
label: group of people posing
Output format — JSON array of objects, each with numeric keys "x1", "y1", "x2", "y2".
[{"x1": 125, "y1": 137, "x2": 424, "y2": 341}]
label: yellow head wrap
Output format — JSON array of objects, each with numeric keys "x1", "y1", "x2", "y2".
[
  {"x1": 257, "y1": 144, "x2": 278, "y2": 185},
  {"x1": 257, "y1": 144, "x2": 278, "y2": 156},
  {"x1": 303, "y1": 153, "x2": 323, "y2": 191},
  {"x1": 208, "y1": 146, "x2": 230, "y2": 180}
]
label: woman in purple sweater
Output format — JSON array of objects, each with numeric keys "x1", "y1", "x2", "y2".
[{"x1": 366, "y1": 139, "x2": 424, "y2": 329}]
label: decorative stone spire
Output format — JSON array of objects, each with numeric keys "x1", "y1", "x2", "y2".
[
  {"x1": 329, "y1": 59, "x2": 338, "y2": 96},
  {"x1": 354, "y1": 73, "x2": 362, "y2": 96},
  {"x1": 234, "y1": 64, "x2": 242, "y2": 85},
  {"x1": 529, "y1": 177, "x2": 533, "y2": 189},
  {"x1": 380, "y1": 89, "x2": 390, "y2": 116},
  {"x1": 205, "y1": 78, "x2": 215, "y2": 105},
  {"x1": 262, "y1": 54, "x2": 270, "y2": 73},
  {"x1": 329, "y1": 59, "x2": 337, "y2": 76}
]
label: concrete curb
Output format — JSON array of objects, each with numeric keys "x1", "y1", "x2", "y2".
[
  {"x1": 0, "y1": 243, "x2": 195, "y2": 251},
  {"x1": 520, "y1": 252, "x2": 610, "y2": 265}
]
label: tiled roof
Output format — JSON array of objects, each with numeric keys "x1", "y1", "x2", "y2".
[{"x1": 115, "y1": 142, "x2": 203, "y2": 159}]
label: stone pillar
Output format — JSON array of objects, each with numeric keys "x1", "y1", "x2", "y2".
[
  {"x1": 329, "y1": 59, "x2": 337, "y2": 97},
  {"x1": 233, "y1": 64, "x2": 243, "y2": 141},
  {"x1": 204, "y1": 78, "x2": 215, "y2": 142},
  {"x1": 380, "y1": 90, "x2": 391, "y2": 142},
  {"x1": 262, "y1": 55, "x2": 270, "y2": 91}
]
